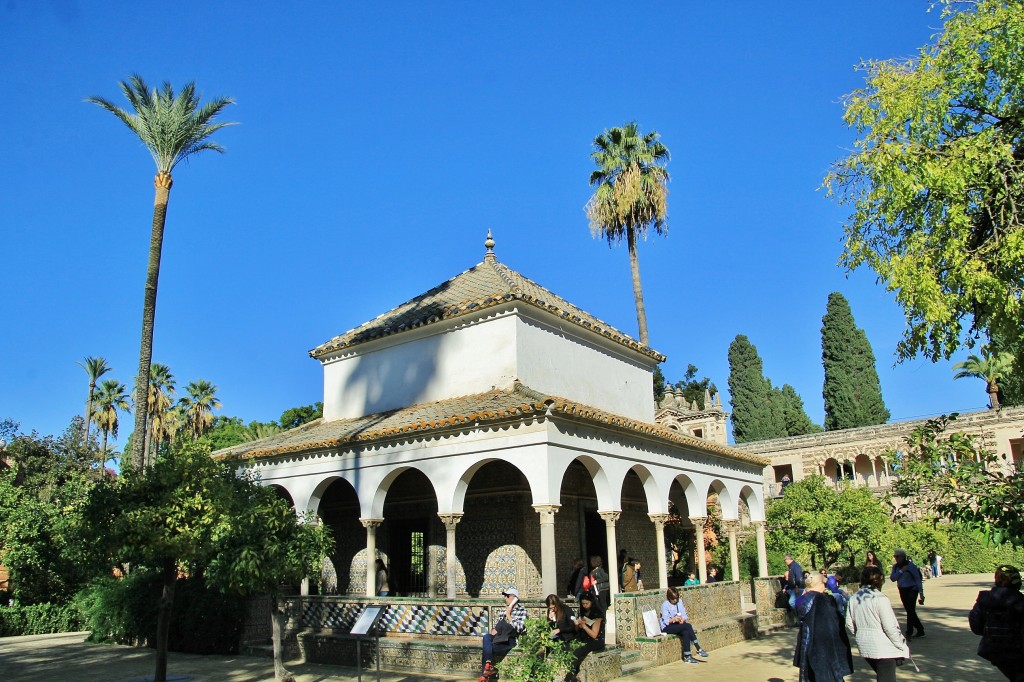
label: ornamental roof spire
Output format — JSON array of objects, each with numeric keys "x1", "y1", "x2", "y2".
[{"x1": 484, "y1": 229, "x2": 496, "y2": 261}]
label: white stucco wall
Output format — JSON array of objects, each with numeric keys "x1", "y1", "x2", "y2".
[{"x1": 321, "y1": 304, "x2": 657, "y2": 422}]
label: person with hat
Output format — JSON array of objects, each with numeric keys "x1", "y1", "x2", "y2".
[
  {"x1": 969, "y1": 564, "x2": 1024, "y2": 680},
  {"x1": 889, "y1": 549, "x2": 925, "y2": 638},
  {"x1": 478, "y1": 587, "x2": 527, "y2": 681}
]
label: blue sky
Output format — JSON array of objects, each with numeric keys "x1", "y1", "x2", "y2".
[{"x1": 0, "y1": 1, "x2": 987, "y2": 448}]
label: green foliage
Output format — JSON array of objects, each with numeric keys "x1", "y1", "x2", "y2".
[
  {"x1": 77, "y1": 571, "x2": 246, "y2": 654},
  {"x1": 889, "y1": 414, "x2": 1024, "y2": 546},
  {"x1": 672, "y1": 364, "x2": 718, "y2": 409},
  {"x1": 653, "y1": 365, "x2": 666, "y2": 403},
  {"x1": 496, "y1": 618, "x2": 578, "y2": 682},
  {"x1": 825, "y1": 0, "x2": 1024, "y2": 362},
  {"x1": 821, "y1": 292, "x2": 889, "y2": 430},
  {"x1": 952, "y1": 346, "x2": 1017, "y2": 409},
  {"x1": 767, "y1": 476, "x2": 890, "y2": 568},
  {"x1": 777, "y1": 384, "x2": 823, "y2": 436},
  {"x1": 279, "y1": 403, "x2": 323, "y2": 430},
  {"x1": 0, "y1": 421, "x2": 97, "y2": 605},
  {"x1": 728, "y1": 335, "x2": 784, "y2": 443},
  {"x1": 0, "y1": 602, "x2": 85, "y2": 636}
]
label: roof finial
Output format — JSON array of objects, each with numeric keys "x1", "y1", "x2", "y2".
[{"x1": 484, "y1": 229, "x2": 496, "y2": 261}]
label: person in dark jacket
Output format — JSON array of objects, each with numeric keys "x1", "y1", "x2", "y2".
[
  {"x1": 889, "y1": 549, "x2": 925, "y2": 638},
  {"x1": 567, "y1": 558, "x2": 585, "y2": 598},
  {"x1": 785, "y1": 554, "x2": 805, "y2": 609},
  {"x1": 969, "y1": 564, "x2": 1024, "y2": 681},
  {"x1": 793, "y1": 572, "x2": 854, "y2": 682}
]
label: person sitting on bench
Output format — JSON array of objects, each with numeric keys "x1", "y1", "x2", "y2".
[
  {"x1": 660, "y1": 586, "x2": 709, "y2": 664},
  {"x1": 479, "y1": 587, "x2": 527, "y2": 681}
]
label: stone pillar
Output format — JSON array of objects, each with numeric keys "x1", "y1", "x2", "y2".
[
  {"x1": 723, "y1": 520, "x2": 741, "y2": 581},
  {"x1": 648, "y1": 513, "x2": 672, "y2": 590},
  {"x1": 870, "y1": 458, "x2": 879, "y2": 487},
  {"x1": 753, "y1": 521, "x2": 769, "y2": 578},
  {"x1": 361, "y1": 518, "x2": 383, "y2": 597},
  {"x1": 534, "y1": 505, "x2": 560, "y2": 597},
  {"x1": 599, "y1": 511, "x2": 621, "y2": 646},
  {"x1": 691, "y1": 517, "x2": 708, "y2": 583},
  {"x1": 438, "y1": 513, "x2": 463, "y2": 599}
]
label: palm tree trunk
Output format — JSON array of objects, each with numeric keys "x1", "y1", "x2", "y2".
[
  {"x1": 130, "y1": 171, "x2": 173, "y2": 471},
  {"x1": 84, "y1": 385, "x2": 95, "y2": 443},
  {"x1": 100, "y1": 428, "x2": 109, "y2": 478},
  {"x1": 154, "y1": 557, "x2": 177, "y2": 682},
  {"x1": 626, "y1": 227, "x2": 650, "y2": 346},
  {"x1": 988, "y1": 381, "x2": 1001, "y2": 410}
]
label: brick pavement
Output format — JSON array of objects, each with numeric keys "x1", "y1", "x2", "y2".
[{"x1": 0, "y1": 573, "x2": 999, "y2": 682}]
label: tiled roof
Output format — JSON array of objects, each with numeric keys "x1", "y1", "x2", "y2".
[
  {"x1": 309, "y1": 254, "x2": 666, "y2": 362},
  {"x1": 213, "y1": 382, "x2": 768, "y2": 467}
]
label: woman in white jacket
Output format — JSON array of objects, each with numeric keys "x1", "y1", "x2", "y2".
[{"x1": 846, "y1": 565, "x2": 910, "y2": 681}]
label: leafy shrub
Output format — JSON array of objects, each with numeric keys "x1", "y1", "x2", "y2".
[
  {"x1": 0, "y1": 602, "x2": 85, "y2": 636},
  {"x1": 78, "y1": 570, "x2": 247, "y2": 654},
  {"x1": 496, "y1": 618, "x2": 579, "y2": 682}
]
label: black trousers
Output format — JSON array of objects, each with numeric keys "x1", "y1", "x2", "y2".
[
  {"x1": 866, "y1": 657, "x2": 897, "y2": 682},
  {"x1": 897, "y1": 587, "x2": 923, "y2": 635},
  {"x1": 662, "y1": 621, "x2": 697, "y2": 655}
]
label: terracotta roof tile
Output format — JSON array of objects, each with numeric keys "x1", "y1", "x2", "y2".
[
  {"x1": 309, "y1": 257, "x2": 665, "y2": 362},
  {"x1": 213, "y1": 382, "x2": 768, "y2": 467}
]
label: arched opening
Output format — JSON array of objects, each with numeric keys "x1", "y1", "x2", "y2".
[
  {"x1": 558, "y1": 459, "x2": 603, "y2": 597},
  {"x1": 380, "y1": 468, "x2": 438, "y2": 597},
  {"x1": 666, "y1": 478, "x2": 695, "y2": 585},
  {"x1": 316, "y1": 477, "x2": 361, "y2": 595}
]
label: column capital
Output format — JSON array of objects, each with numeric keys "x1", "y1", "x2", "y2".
[
  {"x1": 438, "y1": 513, "x2": 464, "y2": 531},
  {"x1": 598, "y1": 510, "x2": 621, "y2": 525},
  {"x1": 722, "y1": 519, "x2": 741, "y2": 533},
  {"x1": 752, "y1": 519, "x2": 767, "y2": 530},
  {"x1": 689, "y1": 515, "x2": 708, "y2": 529},
  {"x1": 648, "y1": 513, "x2": 672, "y2": 526},
  {"x1": 360, "y1": 518, "x2": 384, "y2": 531},
  {"x1": 533, "y1": 504, "x2": 561, "y2": 523}
]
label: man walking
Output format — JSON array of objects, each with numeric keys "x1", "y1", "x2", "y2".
[
  {"x1": 784, "y1": 554, "x2": 804, "y2": 610},
  {"x1": 969, "y1": 564, "x2": 1024, "y2": 680},
  {"x1": 890, "y1": 549, "x2": 925, "y2": 638}
]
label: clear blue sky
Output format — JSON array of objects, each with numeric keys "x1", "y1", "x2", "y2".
[{"x1": 0, "y1": 2, "x2": 988, "y2": 448}]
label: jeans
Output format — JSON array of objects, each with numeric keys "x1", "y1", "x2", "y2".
[
  {"x1": 788, "y1": 588, "x2": 803, "y2": 610},
  {"x1": 481, "y1": 632, "x2": 515, "y2": 671},
  {"x1": 663, "y1": 621, "x2": 698, "y2": 656}
]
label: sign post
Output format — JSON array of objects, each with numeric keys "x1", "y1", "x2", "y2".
[{"x1": 350, "y1": 604, "x2": 387, "y2": 682}]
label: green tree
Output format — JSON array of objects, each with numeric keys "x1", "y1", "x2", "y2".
[
  {"x1": 77, "y1": 356, "x2": 111, "y2": 445},
  {"x1": 776, "y1": 384, "x2": 822, "y2": 436},
  {"x1": 652, "y1": 365, "x2": 667, "y2": 403},
  {"x1": 495, "y1": 618, "x2": 578, "y2": 682},
  {"x1": 178, "y1": 380, "x2": 221, "y2": 439},
  {"x1": 821, "y1": 292, "x2": 890, "y2": 430},
  {"x1": 88, "y1": 76, "x2": 235, "y2": 470},
  {"x1": 672, "y1": 364, "x2": 718, "y2": 409},
  {"x1": 824, "y1": 0, "x2": 1024, "y2": 363},
  {"x1": 890, "y1": 414, "x2": 1024, "y2": 546},
  {"x1": 952, "y1": 346, "x2": 1016, "y2": 410},
  {"x1": 586, "y1": 121, "x2": 670, "y2": 347},
  {"x1": 204, "y1": 472, "x2": 332, "y2": 681},
  {"x1": 91, "y1": 379, "x2": 130, "y2": 476},
  {"x1": 0, "y1": 421, "x2": 97, "y2": 605},
  {"x1": 145, "y1": 363, "x2": 176, "y2": 468},
  {"x1": 767, "y1": 476, "x2": 890, "y2": 569},
  {"x1": 279, "y1": 402, "x2": 323, "y2": 430},
  {"x1": 727, "y1": 335, "x2": 784, "y2": 443}
]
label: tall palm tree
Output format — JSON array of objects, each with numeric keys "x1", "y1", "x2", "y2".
[
  {"x1": 953, "y1": 347, "x2": 1016, "y2": 410},
  {"x1": 87, "y1": 75, "x2": 235, "y2": 471},
  {"x1": 178, "y1": 380, "x2": 221, "y2": 439},
  {"x1": 78, "y1": 356, "x2": 112, "y2": 444},
  {"x1": 144, "y1": 363, "x2": 176, "y2": 468},
  {"x1": 91, "y1": 379, "x2": 130, "y2": 476},
  {"x1": 585, "y1": 122, "x2": 670, "y2": 347}
]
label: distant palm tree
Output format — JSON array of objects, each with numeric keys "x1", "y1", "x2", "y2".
[
  {"x1": 953, "y1": 347, "x2": 1016, "y2": 410},
  {"x1": 78, "y1": 356, "x2": 112, "y2": 444},
  {"x1": 586, "y1": 122, "x2": 670, "y2": 347},
  {"x1": 242, "y1": 423, "x2": 282, "y2": 442},
  {"x1": 179, "y1": 380, "x2": 222, "y2": 438},
  {"x1": 144, "y1": 363, "x2": 176, "y2": 467},
  {"x1": 87, "y1": 75, "x2": 235, "y2": 471},
  {"x1": 91, "y1": 379, "x2": 130, "y2": 476}
]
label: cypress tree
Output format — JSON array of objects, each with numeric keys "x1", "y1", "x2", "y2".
[
  {"x1": 728, "y1": 335, "x2": 785, "y2": 442},
  {"x1": 821, "y1": 292, "x2": 890, "y2": 430},
  {"x1": 776, "y1": 384, "x2": 822, "y2": 436}
]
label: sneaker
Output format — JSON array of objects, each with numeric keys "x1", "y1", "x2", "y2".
[
  {"x1": 697, "y1": 648, "x2": 709, "y2": 657},
  {"x1": 683, "y1": 656, "x2": 699, "y2": 664},
  {"x1": 915, "y1": 631, "x2": 926, "y2": 638}
]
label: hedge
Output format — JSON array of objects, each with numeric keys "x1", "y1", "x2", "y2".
[{"x1": 0, "y1": 602, "x2": 85, "y2": 637}]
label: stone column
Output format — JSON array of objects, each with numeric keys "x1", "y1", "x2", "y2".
[
  {"x1": 534, "y1": 505, "x2": 560, "y2": 597},
  {"x1": 438, "y1": 513, "x2": 463, "y2": 599},
  {"x1": 648, "y1": 513, "x2": 672, "y2": 590},
  {"x1": 870, "y1": 458, "x2": 879, "y2": 487},
  {"x1": 361, "y1": 518, "x2": 383, "y2": 597},
  {"x1": 753, "y1": 521, "x2": 769, "y2": 578},
  {"x1": 599, "y1": 511, "x2": 621, "y2": 646},
  {"x1": 723, "y1": 520, "x2": 740, "y2": 581},
  {"x1": 690, "y1": 517, "x2": 708, "y2": 583}
]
